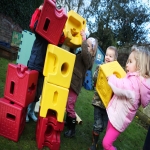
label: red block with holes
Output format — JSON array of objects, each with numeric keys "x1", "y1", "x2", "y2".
[
  {"x1": 36, "y1": 110, "x2": 64, "y2": 150},
  {"x1": 35, "y1": 0, "x2": 67, "y2": 45},
  {"x1": 0, "y1": 97, "x2": 26, "y2": 142},
  {"x1": 4, "y1": 63, "x2": 38, "y2": 107}
]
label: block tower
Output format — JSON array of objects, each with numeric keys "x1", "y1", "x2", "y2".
[
  {"x1": 0, "y1": 63, "x2": 38, "y2": 142},
  {"x1": 36, "y1": 44, "x2": 76, "y2": 150},
  {"x1": 34, "y1": 0, "x2": 77, "y2": 150}
]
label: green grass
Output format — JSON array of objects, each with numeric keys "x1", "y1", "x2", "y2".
[{"x1": 0, "y1": 57, "x2": 148, "y2": 150}]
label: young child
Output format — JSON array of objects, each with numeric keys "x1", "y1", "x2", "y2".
[
  {"x1": 89, "y1": 46, "x2": 118, "y2": 150},
  {"x1": 143, "y1": 126, "x2": 150, "y2": 150},
  {"x1": 64, "y1": 30, "x2": 98, "y2": 138},
  {"x1": 26, "y1": 4, "x2": 65, "y2": 122},
  {"x1": 102, "y1": 45, "x2": 150, "y2": 150}
]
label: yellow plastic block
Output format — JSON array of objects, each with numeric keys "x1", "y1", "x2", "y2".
[
  {"x1": 43, "y1": 44, "x2": 76, "y2": 88},
  {"x1": 63, "y1": 10, "x2": 86, "y2": 48},
  {"x1": 40, "y1": 77, "x2": 69, "y2": 122},
  {"x1": 96, "y1": 61, "x2": 126, "y2": 108}
]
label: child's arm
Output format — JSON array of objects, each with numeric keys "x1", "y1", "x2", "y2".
[
  {"x1": 29, "y1": 4, "x2": 43, "y2": 32},
  {"x1": 80, "y1": 29, "x2": 86, "y2": 41},
  {"x1": 81, "y1": 40, "x2": 93, "y2": 69},
  {"x1": 93, "y1": 65, "x2": 99, "y2": 82},
  {"x1": 108, "y1": 74, "x2": 138, "y2": 101}
]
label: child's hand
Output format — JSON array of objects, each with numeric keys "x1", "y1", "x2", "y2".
[
  {"x1": 39, "y1": 5, "x2": 43, "y2": 10},
  {"x1": 80, "y1": 29, "x2": 86, "y2": 41}
]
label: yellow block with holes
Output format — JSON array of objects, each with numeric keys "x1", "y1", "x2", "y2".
[
  {"x1": 40, "y1": 77, "x2": 69, "y2": 122},
  {"x1": 43, "y1": 44, "x2": 76, "y2": 88},
  {"x1": 96, "y1": 61, "x2": 126, "y2": 108},
  {"x1": 63, "y1": 10, "x2": 86, "y2": 48}
]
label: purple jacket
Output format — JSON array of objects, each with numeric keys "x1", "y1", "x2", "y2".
[{"x1": 107, "y1": 72, "x2": 150, "y2": 132}]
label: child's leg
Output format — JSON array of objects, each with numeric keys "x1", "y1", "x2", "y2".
[
  {"x1": 143, "y1": 126, "x2": 150, "y2": 150},
  {"x1": 26, "y1": 72, "x2": 44, "y2": 122},
  {"x1": 64, "y1": 88, "x2": 78, "y2": 138},
  {"x1": 102, "y1": 120, "x2": 120, "y2": 150},
  {"x1": 89, "y1": 107, "x2": 108, "y2": 150}
]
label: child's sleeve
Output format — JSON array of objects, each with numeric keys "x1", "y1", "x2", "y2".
[
  {"x1": 93, "y1": 66, "x2": 99, "y2": 83},
  {"x1": 29, "y1": 8, "x2": 41, "y2": 32},
  {"x1": 81, "y1": 40, "x2": 93, "y2": 69},
  {"x1": 108, "y1": 74, "x2": 136, "y2": 100}
]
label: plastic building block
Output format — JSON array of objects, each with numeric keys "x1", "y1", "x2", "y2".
[
  {"x1": 36, "y1": 0, "x2": 67, "y2": 45},
  {"x1": 43, "y1": 44, "x2": 76, "y2": 88},
  {"x1": 0, "y1": 97, "x2": 26, "y2": 142},
  {"x1": 17, "y1": 30, "x2": 35, "y2": 65},
  {"x1": 63, "y1": 10, "x2": 86, "y2": 48},
  {"x1": 40, "y1": 77, "x2": 69, "y2": 122},
  {"x1": 4, "y1": 63, "x2": 38, "y2": 107},
  {"x1": 36, "y1": 110, "x2": 64, "y2": 150},
  {"x1": 96, "y1": 61, "x2": 126, "y2": 107},
  {"x1": 83, "y1": 70, "x2": 93, "y2": 90}
]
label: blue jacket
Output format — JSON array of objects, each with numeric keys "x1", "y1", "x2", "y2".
[{"x1": 27, "y1": 32, "x2": 48, "y2": 73}]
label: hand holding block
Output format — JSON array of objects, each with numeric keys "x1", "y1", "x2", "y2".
[
  {"x1": 36, "y1": 0, "x2": 67, "y2": 45},
  {"x1": 96, "y1": 61, "x2": 126, "y2": 108},
  {"x1": 63, "y1": 10, "x2": 86, "y2": 48}
]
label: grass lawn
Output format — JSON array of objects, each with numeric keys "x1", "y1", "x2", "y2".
[{"x1": 0, "y1": 57, "x2": 148, "y2": 150}]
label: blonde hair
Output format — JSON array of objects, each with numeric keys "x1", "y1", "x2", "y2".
[
  {"x1": 106, "y1": 46, "x2": 118, "y2": 60},
  {"x1": 130, "y1": 45, "x2": 150, "y2": 78}
]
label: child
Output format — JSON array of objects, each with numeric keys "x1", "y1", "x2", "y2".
[
  {"x1": 89, "y1": 46, "x2": 118, "y2": 150},
  {"x1": 64, "y1": 30, "x2": 98, "y2": 138},
  {"x1": 26, "y1": 4, "x2": 65, "y2": 122},
  {"x1": 143, "y1": 126, "x2": 150, "y2": 150},
  {"x1": 102, "y1": 45, "x2": 150, "y2": 150}
]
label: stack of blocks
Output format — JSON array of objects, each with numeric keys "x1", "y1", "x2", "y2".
[
  {"x1": 35, "y1": 0, "x2": 76, "y2": 149},
  {"x1": 96, "y1": 61, "x2": 126, "y2": 108},
  {"x1": 0, "y1": 63, "x2": 38, "y2": 142},
  {"x1": 36, "y1": 44, "x2": 76, "y2": 150}
]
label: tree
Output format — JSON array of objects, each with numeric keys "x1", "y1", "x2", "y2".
[{"x1": 0, "y1": 0, "x2": 43, "y2": 30}]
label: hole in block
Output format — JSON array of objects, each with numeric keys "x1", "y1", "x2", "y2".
[
  {"x1": 113, "y1": 71, "x2": 121, "y2": 78},
  {"x1": 10, "y1": 81, "x2": 15, "y2": 94},
  {"x1": 43, "y1": 18, "x2": 50, "y2": 31},
  {"x1": 53, "y1": 91, "x2": 58, "y2": 105},
  {"x1": 28, "y1": 83, "x2": 36, "y2": 93},
  {"x1": 61, "y1": 63, "x2": 68, "y2": 75},
  {"x1": 45, "y1": 125, "x2": 53, "y2": 135},
  {"x1": 6, "y1": 113, "x2": 16, "y2": 121}
]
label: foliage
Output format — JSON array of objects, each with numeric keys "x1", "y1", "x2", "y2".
[{"x1": 0, "y1": 0, "x2": 43, "y2": 30}]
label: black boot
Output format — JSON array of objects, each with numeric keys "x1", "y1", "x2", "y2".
[
  {"x1": 89, "y1": 132, "x2": 99, "y2": 150},
  {"x1": 64, "y1": 117, "x2": 76, "y2": 138},
  {"x1": 64, "y1": 114, "x2": 69, "y2": 126}
]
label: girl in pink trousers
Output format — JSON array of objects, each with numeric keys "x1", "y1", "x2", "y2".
[{"x1": 102, "y1": 45, "x2": 150, "y2": 150}]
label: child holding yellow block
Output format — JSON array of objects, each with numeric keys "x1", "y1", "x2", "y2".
[{"x1": 89, "y1": 46, "x2": 118, "y2": 150}]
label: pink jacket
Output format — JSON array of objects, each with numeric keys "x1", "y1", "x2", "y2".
[{"x1": 107, "y1": 72, "x2": 150, "y2": 132}]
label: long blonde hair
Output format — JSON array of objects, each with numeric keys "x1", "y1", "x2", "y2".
[{"x1": 130, "y1": 45, "x2": 150, "y2": 78}]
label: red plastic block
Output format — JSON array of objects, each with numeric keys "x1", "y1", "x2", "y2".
[
  {"x1": 36, "y1": 110, "x2": 64, "y2": 150},
  {"x1": 4, "y1": 63, "x2": 38, "y2": 107},
  {"x1": 0, "y1": 97, "x2": 26, "y2": 142},
  {"x1": 36, "y1": 0, "x2": 67, "y2": 45}
]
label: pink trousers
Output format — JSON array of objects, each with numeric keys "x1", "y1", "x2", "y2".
[
  {"x1": 102, "y1": 120, "x2": 121, "y2": 150},
  {"x1": 66, "y1": 88, "x2": 78, "y2": 118}
]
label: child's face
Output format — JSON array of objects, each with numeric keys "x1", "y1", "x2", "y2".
[
  {"x1": 104, "y1": 48, "x2": 116, "y2": 63},
  {"x1": 126, "y1": 51, "x2": 137, "y2": 73},
  {"x1": 87, "y1": 38, "x2": 94, "y2": 56}
]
